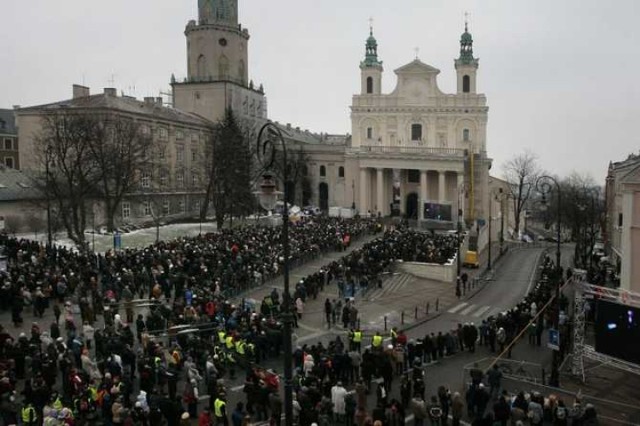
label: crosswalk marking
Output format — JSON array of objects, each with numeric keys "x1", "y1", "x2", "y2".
[
  {"x1": 460, "y1": 304, "x2": 477, "y2": 315},
  {"x1": 447, "y1": 302, "x2": 468, "y2": 313},
  {"x1": 473, "y1": 305, "x2": 492, "y2": 318},
  {"x1": 367, "y1": 274, "x2": 411, "y2": 301}
]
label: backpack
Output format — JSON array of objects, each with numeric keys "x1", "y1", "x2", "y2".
[{"x1": 556, "y1": 406, "x2": 567, "y2": 420}]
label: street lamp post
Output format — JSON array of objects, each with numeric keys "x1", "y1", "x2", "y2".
[
  {"x1": 45, "y1": 145, "x2": 53, "y2": 247},
  {"x1": 536, "y1": 175, "x2": 562, "y2": 387},
  {"x1": 255, "y1": 122, "x2": 294, "y2": 426}
]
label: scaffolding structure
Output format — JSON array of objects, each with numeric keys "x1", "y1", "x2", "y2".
[{"x1": 571, "y1": 272, "x2": 640, "y2": 381}]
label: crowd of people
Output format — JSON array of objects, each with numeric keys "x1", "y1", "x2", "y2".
[{"x1": 0, "y1": 216, "x2": 600, "y2": 426}]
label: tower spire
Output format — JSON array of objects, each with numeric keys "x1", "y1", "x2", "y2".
[
  {"x1": 458, "y1": 13, "x2": 475, "y2": 65},
  {"x1": 361, "y1": 20, "x2": 383, "y2": 69}
]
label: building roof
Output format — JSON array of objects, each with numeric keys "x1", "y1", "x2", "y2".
[
  {"x1": 269, "y1": 121, "x2": 349, "y2": 146},
  {"x1": 19, "y1": 92, "x2": 213, "y2": 128},
  {"x1": 0, "y1": 109, "x2": 17, "y2": 135},
  {"x1": 0, "y1": 166, "x2": 43, "y2": 201}
]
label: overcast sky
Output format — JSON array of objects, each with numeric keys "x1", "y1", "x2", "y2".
[{"x1": 2, "y1": 0, "x2": 638, "y2": 181}]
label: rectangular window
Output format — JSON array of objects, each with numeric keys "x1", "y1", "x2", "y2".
[
  {"x1": 194, "y1": 200, "x2": 201, "y2": 213},
  {"x1": 158, "y1": 148, "x2": 166, "y2": 161},
  {"x1": 141, "y1": 172, "x2": 151, "y2": 188},
  {"x1": 122, "y1": 202, "x2": 131, "y2": 219},
  {"x1": 163, "y1": 199, "x2": 170, "y2": 216},
  {"x1": 178, "y1": 199, "x2": 186, "y2": 213},
  {"x1": 192, "y1": 174, "x2": 198, "y2": 186},
  {"x1": 407, "y1": 170, "x2": 420, "y2": 183},
  {"x1": 4, "y1": 157, "x2": 14, "y2": 168},
  {"x1": 4, "y1": 139, "x2": 12, "y2": 150},
  {"x1": 158, "y1": 127, "x2": 168, "y2": 140},
  {"x1": 191, "y1": 148, "x2": 198, "y2": 162},
  {"x1": 411, "y1": 124, "x2": 422, "y2": 141},
  {"x1": 176, "y1": 146, "x2": 184, "y2": 162},
  {"x1": 177, "y1": 172, "x2": 184, "y2": 188},
  {"x1": 176, "y1": 130, "x2": 184, "y2": 140},
  {"x1": 366, "y1": 127, "x2": 373, "y2": 140},
  {"x1": 619, "y1": 213, "x2": 623, "y2": 227},
  {"x1": 463, "y1": 129, "x2": 470, "y2": 141},
  {"x1": 191, "y1": 133, "x2": 199, "y2": 143},
  {"x1": 160, "y1": 171, "x2": 168, "y2": 186},
  {"x1": 143, "y1": 201, "x2": 152, "y2": 216}
]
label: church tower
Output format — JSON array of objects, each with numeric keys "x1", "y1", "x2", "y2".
[
  {"x1": 360, "y1": 26, "x2": 383, "y2": 95},
  {"x1": 186, "y1": 0, "x2": 248, "y2": 84},
  {"x1": 454, "y1": 21, "x2": 479, "y2": 94},
  {"x1": 172, "y1": 0, "x2": 266, "y2": 124}
]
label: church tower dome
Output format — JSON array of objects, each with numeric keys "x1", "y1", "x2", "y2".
[
  {"x1": 360, "y1": 24, "x2": 383, "y2": 95},
  {"x1": 454, "y1": 20, "x2": 479, "y2": 94}
]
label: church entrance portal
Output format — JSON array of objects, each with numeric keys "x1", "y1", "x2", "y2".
[
  {"x1": 319, "y1": 183, "x2": 329, "y2": 211},
  {"x1": 405, "y1": 193, "x2": 418, "y2": 220}
]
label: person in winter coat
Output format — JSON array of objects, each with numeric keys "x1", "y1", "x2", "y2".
[
  {"x1": 411, "y1": 394, "x2": 428, "y2": 426},
  {"x1": 331, "y1": 381, "x2": 348, "y2": 422},
  {"x1": 450, "y1": 392, "x2": 464, "y2": 426}
]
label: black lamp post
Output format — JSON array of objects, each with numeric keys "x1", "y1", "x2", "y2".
[
  {"x1": 255, "y1": 122, "x2": 294, "y2": 426},
  {"x1": 536, "y1": 175, "x2": 562, "y2": 387},
  {"x1": 45, "y1": 144, "x2": 53, "y2": 247}
]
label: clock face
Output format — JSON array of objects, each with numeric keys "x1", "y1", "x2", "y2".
[{"x1": 219, "y1": 38, "x2": 227, "y2": 47}]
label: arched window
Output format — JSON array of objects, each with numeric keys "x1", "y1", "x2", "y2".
[
  {"x1": 366, "y1": 76, "x2": 373, "y2": 94},
  {"x1": 411, "y1": 124, "x2": 422, "y2": 141},
  {"x1": 338, "y1": 166, "x2": 345, "y2": 178},
  {"x1": 319, "y1": 165, "x2": 326, "y2": 177},
  {"x1": 463, "y1": 128, "x2": 470, "y2": 141},
  {"x1": 197, "y1": 55, "x2": 207, "y2": 78},
  {"x1": 218, "y1": 54, "x2": 229, "y2": 79},
  {"x1": 463, "y1": 75, "x2": 470, "y2": 93}
]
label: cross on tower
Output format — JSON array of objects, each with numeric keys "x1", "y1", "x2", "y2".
[
  {"x1": 369, "y1": 17, "x2": 374, "y2": 34},
  {"x1": 414, "y1": 47, "x2": 420, "y2": 59},
  {"x1": 464, "y1": 11, "x2": 470, "y2": 31}
]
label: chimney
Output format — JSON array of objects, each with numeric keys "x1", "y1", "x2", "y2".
[
  {"x1": 156, "y1": 97, "x2": 163, "y2": 106},
  {"x1": 73, "y1": 84, "x2": 90, "y2": 99},
  {"x1": 144, "y1": 97, "x2": 155, "y2": 105},
  {"x1": 12, "y1": 105, "x2": 20, "y2": 110},
  {"x1": 103, "y1": 88, "x2": 117, "y2": 97}
]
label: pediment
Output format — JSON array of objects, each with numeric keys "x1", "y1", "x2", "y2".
[
  {"x1": 394, "y1": 59, "x2": 440, "y2": 76},
  {"x1": 622, "y1": 163, "x2": 640, "y2": 184}
]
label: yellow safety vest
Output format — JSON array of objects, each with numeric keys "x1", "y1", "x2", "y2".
[
  {"x1": 390, "y1": 329, "x2": 397, "y2": 339},
  {"x1": 214, "y1": 399, "x2": 226, "y2": 417},
  {"x1": 225, "y1": 336, "x2": 234, "y2": 349},
  {"x1": 353, "y1": 331, "x2": 362, "y2": 343},
  {"x1": 218, "y1": 331, "x2": 226, "y2": 344},
  {"x1": 372, "y1": 335, "x2": 383, "y2": 347},
  {"x1": 235, "y1": 341, "x2": 245, "y2": 355},
  {"x1": 53, "y1": 397, "x2": 63, "y2": 411},
  {"x1": 21, "y1": 406, "x2": 35, "y2": 423},
  {"x1": 88, "y1": 386, "x2": 98, "y2": 401}
]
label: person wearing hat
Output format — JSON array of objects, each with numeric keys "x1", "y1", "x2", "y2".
[{"x1": 214, "y1": 392, "x2": 228, "y2": 425}]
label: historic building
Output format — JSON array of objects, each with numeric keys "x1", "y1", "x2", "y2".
[
  {"x1": 16, "y1": 86, "x2": 213, "y2": 226},
  {"x1": 344, "y1": 23, "x2": 490, "y2": 225},
  {"x1": 10, "y1": 0, "x2": 492, "y2": 233},
  {"x1": 605, "y1": 155, "x2": 640, "y2": 292},
  {"x1": 0, "y1": 109, "x2": 19, "y2": 170}
]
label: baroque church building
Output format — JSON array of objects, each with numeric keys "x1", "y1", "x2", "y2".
[{"x1": 14, "y1": 0, "x2": 491, "y2": 233}]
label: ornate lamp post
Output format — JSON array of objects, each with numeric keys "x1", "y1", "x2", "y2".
[
  {"x1": 255, "y1": 122, "x2": 294, "y2": 426},
  {"x1": 536, "y1": 175, "x2": 562, "y2": 387}
]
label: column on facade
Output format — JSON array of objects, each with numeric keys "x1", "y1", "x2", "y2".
[
  {"x1": 439, "y1": 171, "x2": 446, "y2": 203},
  {"x1": 376, "y1": 168, "x2": 384, "y2": 216},
  {"x1": 359, "y1": 168, "x2": 368, "y2": 214},
  {"x1": 457, "y1": 173, "x2": 464, "y2": 222},
  {"x1": 419, "y1": 170, "x2": 428, "y2": 220}
]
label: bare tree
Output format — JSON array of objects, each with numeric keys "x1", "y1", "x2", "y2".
[
  {"x1": 502, "y1": 150, "x2": 541, "y2": 236},
  {"x1": 88, "y1": 115, "x2": 153, "y2": 232},
  {"x1": 34, "y1": 112, "x2": 101, "y2": 247}
]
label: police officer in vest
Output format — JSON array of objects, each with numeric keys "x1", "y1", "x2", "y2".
[
  {"x1": 352, "y1": 328, "x2": 363, "y2": 353},
  {"x1": 390, "y1": 327, "x2": 398, "y2": 346},
  {"x1": 21, "y1": 401, "x2": 37, "y2": 426},
  {"x1": 372, "y1": 331, "x2": 383, "y2": 351},
  {"x1": 214, "y1": 392, "x2": 229, "y2": 425}
]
